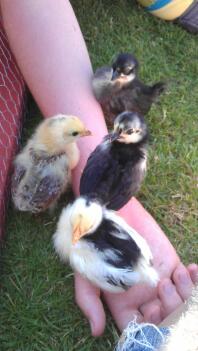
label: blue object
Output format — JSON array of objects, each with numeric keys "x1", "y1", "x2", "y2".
[
  {"x1": 116, "y1": 322, "x2": 170, "y2": 351},
  {"x1": 146, "y1": 0, "x2": 172, "y2": 12}
]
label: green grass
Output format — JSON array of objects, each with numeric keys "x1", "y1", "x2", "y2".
[{"x1": 0, "y1": 0, "x2": 198, "y2": 350}]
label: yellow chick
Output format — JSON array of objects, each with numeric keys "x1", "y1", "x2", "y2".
[{"x1": 11, "y1": 114, "x2": 91, "y2": 213}]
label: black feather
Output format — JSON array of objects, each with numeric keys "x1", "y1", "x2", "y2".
[
  {"x1": 93, "y1": 53, "x2": 166, "y2": 127},
  {"x1": 80, "y1": 135, "x2": 147, "y2": 210},
  {"x1": 103, "y1": 78, "x2": 166, "y2": 119},
  {"x1": 106, "y1": 276, "x2": 129, "y2": 290},
  {"x1": 84, "y1": 218, "x2": 141, "y2": 269}
]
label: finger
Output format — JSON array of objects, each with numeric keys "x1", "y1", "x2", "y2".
[
  {"x1": 139, "y1": 298, "x2": 162, "y2": 324},
  {"x1": 187, "y1": 264, "x2": 198, "y2": 284},
  {"x1": 75, "y1": 273, "x2": 106, "y2": 337},
  {"x1": 107, "y1": 306, "x2": 143, "y2": 332},
  {"x1": 158, "y1": 278, "x2": 183, "y2": 318},
  {"x1": 103, "y1": 290, "x2": 144, "y2": 331},
  {"x1": 172, "y1": 264, "x2": 194, "y2": 301}
]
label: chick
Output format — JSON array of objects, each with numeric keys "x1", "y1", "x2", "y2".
[
  {"x1": 53, "y1": 196, "x2": 159, "y2": 293},
  {"x1": 11, "y1": 114, "x2": 91, "y2": 213},
  {"x1": 80, "y1": 111, "x2": 148, "y2": 210},
  {"x1": 92, "y1": 52, "x2": 166, "y2": 127}
]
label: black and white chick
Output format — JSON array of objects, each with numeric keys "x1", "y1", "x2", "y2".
[
  {"x1": 80, "y1": 111, "x2": 148, "y2": 211},
  {"x1": 11, "y1": 114, "x2": 91, "y2": 213},
  {"x1": 92, "y1": 52, "x2": 166, "y2": 127},
  {"x1": 53, "y1": 196, "x2": 159, "y2": 293}
]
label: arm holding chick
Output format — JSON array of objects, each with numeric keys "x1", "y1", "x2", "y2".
[{"x1": 1, "y1": 0, "x2": 197, "y2": 337}]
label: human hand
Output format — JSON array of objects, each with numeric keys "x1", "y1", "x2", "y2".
[{"x1": 74, "y1": 198, "x2": 198, "y2": 336}]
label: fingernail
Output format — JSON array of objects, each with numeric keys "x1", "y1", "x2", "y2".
[
  {"x1": 163, "y1": 281, "x2": 174, "y2": 295},
  {"x1": 192, "y1": 271, "x2": 198, "y2": 284},
  {"x1": 178, "y1": 271, "x2": 189, "y2": 285},
  {"x1": 189, "y1": 264, "x2": 198, "y2": 284}
]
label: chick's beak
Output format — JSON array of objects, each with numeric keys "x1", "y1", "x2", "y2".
[
  {"x1": 72, "y1": 222, "x2": 84, "y2": 245},
  {"x1": 109, "y1": 131, "x2": 121, "y2": 142},
  {"x1": 72, "y1": 217, "x2": 92, "y2": 245},
  {"x1": 111, "y1": 70, "x2": 120, "y2": 81},
  {"x1": 80, "y1": 129, "x2": 92, "y2": 137}
]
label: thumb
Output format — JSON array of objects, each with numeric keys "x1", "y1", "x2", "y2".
[{"x1": 75, "y1": 273, "x2": 106, "y2": 336}]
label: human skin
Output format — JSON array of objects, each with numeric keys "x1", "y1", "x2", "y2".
[{"x1": 1, "y1": 0, "x2": 197, "y2": 337}]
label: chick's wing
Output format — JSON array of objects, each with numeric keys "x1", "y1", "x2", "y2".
[
  {"x1": 108, "y1": 161, "x2": 144, "y2": 210},
  {"x1": 30, "y1": 175, "x2": 64, "y2": 211},
  {"x1": 11, "y1": 163, "x2": 27, "y2": 198},
  {"x1": 80, "y1": 138, "x2": 118, "y2": 200}
]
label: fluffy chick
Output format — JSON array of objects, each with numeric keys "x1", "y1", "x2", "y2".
[
  {"x1": 11, "y1": 114, "x2": 91, "y2": 213},
  {"x1": 80, "y1": 111, "x2": 148, "y2": 210},
  {"x1": 92, "y1": 52, "x2": 166, "y2": 127},
  {"x1": 53, "y1": 196, "x2": 158, "y2": 293}
]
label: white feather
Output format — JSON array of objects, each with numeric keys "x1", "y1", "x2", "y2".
[
  {"x1": 53, "y1": 199, "x2": 159, "y2": 292},
  {"x1": 104, "y1": 209, "x2": 159, "y2": 286}
]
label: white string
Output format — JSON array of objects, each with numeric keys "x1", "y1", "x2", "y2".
[{"x1": 115, "y1": 317, "x2": 165, "y2": 351}]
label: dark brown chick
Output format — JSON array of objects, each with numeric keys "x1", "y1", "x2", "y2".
[{"x1": 92, "y1": 53, "x2": 166, "y2": 127}]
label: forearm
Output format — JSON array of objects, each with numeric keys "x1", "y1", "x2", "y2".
[
  {"x1": 0, "y1": 1, "x2": 178, "y2": 264},
  {"x1": 0, "y1": 0, "x2": 107, "y2": 194}
]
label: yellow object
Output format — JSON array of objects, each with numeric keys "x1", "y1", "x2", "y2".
[{"x1": 138, "y1": 0, "x2": 193, "y2": 20}]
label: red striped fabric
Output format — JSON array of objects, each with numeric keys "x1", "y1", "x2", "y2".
[{"x1": 0, "y1": 21, "x2": 26, "y2": 238}]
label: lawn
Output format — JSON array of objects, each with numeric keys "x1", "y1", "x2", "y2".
[{"x1": 0, "y1": 1, "x2": 198, "y2": 350}]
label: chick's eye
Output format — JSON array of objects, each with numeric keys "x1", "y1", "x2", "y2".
[
  {"x1": 125, "y1": 67, "x2": 134, "y2": 75},
  {"x1": 126, "y1": 129, "x2": 133, "y2": 135},
  {"x1": 129, "y1": 67, "x2": 135, "y2": 74},
  {"x1": 72, "y1": 131, "x2": 79, "y2": 136}
]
